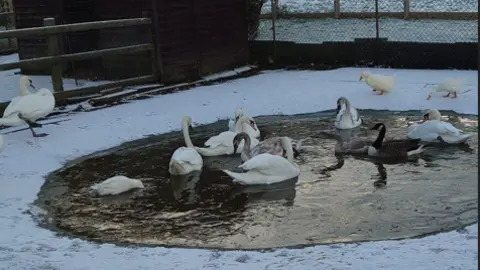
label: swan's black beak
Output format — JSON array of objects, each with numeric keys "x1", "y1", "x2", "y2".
[{"x1": 233, "y1": 144, "x2": 238, "y2": 155}]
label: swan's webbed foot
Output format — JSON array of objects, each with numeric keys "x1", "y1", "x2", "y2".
[{"x1": 33, "y1": 132, "x2": 49, "y2": 138}]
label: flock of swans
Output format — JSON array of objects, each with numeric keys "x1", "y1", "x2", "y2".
[{"x1": 0, "y1": 72, "x2": 474, "y2": 197}]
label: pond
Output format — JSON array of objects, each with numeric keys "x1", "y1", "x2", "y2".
[{"x1": 33, "y1": 110, "x2": 478, "y2": 250}]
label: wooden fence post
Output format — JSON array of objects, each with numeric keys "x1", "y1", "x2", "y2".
[
  {"x1": 403, "y1": 0, "x2": 410, "y2": 19},
  {"x1": 43, "y1": 17, "x2": 64, "y2": 92},
  {"x1": 334, "y1": 0, "x2": 340, "y2": 19}
]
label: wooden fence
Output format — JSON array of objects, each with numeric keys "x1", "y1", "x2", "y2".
[
  {"x1": 0, "y1": 15, "x2": 158, "y2": 106},
  {"x1": 262, "y1": 0, "x2": 478, "y2": 20}
]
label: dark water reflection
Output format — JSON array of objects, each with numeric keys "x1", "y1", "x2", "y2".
[{"x1": 35, "y1": 110, "x2": 478, "y2": 249}]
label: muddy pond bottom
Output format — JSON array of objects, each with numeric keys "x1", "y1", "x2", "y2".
[{"x1": 34, "y1": 110, "x2": 478, "y2": 249}]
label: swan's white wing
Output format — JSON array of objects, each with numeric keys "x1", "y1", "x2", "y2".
[
  {"x1": 204, "y1": 131, "x2": 236, "y2": 147},
  {"x1": 349, "y1": 107, "x2": 361, "y2": 122},
  {"x1": 408, "y1": 120, "x2": 462, "y2": 140},
  {"x1": 172, "y1": 147, "x2": 203, "y2": 166},
  {"x1": 239, "y1": 153, "x2": 289, "y2": 173},
  {"x1": 3, "y1": 96, "x2": 23, "y2": 117},
  {"x1": 6, "y1": 94, "x2": 54, "y2": 120}
]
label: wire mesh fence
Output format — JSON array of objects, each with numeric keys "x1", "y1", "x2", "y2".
[{"x1": 249, "y1": 0, "x2": 477, "y2": 44}]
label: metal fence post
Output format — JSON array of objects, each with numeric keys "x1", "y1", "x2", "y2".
[
  {"x1": 374, "y1": 0, "x2": 380, "y2": 66},
  {"x1": 403, "y1": 0, "x2": 410, "y2": 19},
  {"x1": 334, "y1": 0, "x2": 340, "y2": 19},
  {"x1": 271, "y1": 0, "x2": 277, "y2": 63},
  {"x1": 44, "y1": 17, "x2": 64, "y2": 92}
]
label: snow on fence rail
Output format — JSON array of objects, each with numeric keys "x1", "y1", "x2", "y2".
[{"x1": 0, "y1": 16, "x2": 157, "y2": 105}]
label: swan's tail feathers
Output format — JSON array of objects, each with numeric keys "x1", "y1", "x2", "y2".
[
  {"x1": 169, "y1": 160, "x2": 186, "y2": 175},
  {"x1": 0, "y1": 117, "x2": 22, "y2": 127},
  {"x1": 137, "y1": 177, "x2": 155, "y2": 182}
]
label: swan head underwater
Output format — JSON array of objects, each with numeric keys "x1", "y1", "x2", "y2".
[{"x1": 422, "y1": 109, "x2": 442, "y2": 122}]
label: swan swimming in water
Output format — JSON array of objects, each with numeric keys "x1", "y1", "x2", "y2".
[
  {"x1": 334, "y1": 97, "x2": 362, "y2": 129},
  {"x1": 407, "y1": 109, "x2": 473, "y2": 144},
  {"x1": 89, "y1": 175, "x2": 152, "y2": 196},
  {"x1": 232, "y1": 132, "x2": 305, "y2": 162},
  {"x1": 0, "y1": 87, "x2": 55, "y2": 137},
  {"x1": 196, "y1": 115, "x2": 260, "y2": 157},
  {"x1": 227, "y1": 108, "x2": 260, "y2": 139},
  {"x1": 169, "y1": 116, "x2": 203, "y2": 175},
  {"x1": 222, "y1": 136, "x2": 300, "y2": 185}
]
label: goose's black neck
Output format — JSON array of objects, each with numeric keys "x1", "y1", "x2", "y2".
[{"x1": 372, "y1": 125, "x2": 386, "y2": 149}]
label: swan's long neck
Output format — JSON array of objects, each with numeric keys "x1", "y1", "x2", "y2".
[
  {"x1": 343, "y1": 99, "x2": 351, "y2": 113},
  {"x1": 235, "y1": 118, "x2": 245, "y2": 133},
  {"x1": 20, "y1": 82, "x2": 29, "y2": 96},
  {"x1": 372, "y1": 125, "x2": 386, "y2": 150},
  {"x1": 182, "y1": 120, "x2": 194, "y2": 148},
  {"x1": 282, "y1": 137, "x2": 295, "y2": 163},
  {"x1": 240, "y1": 133, "x2": 251, "y2": 157}
]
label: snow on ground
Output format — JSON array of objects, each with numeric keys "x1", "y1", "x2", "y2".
[
  {"x1": 0, "y1": 54, "x2": 110, "y2": 103},
  {"x1": 0, "y1": 67, "x2": 477, "y2": 269},
  {"x1": 262, "y1": 0, "x2": 478, "y2": 13}
]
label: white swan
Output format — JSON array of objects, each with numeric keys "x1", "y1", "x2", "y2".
[
  {"x1": 360, "y1": 71, "x2": 395, "y2": 95},
  {"x1": 4, "y1": 76, "x2": 36, "y2": 118},
  {"x1": 169, "y1": 116, "x2": 203, "y2": 175},
  {"x1": 222, "y1": 136, "x2": 300, "y2": 185},
  {"x1": 227, "y1": 108, "x2": 260, "y2": 139},
  {"x1": 0, "y1": 134, "x2": 4, "y2": 153},
  {"x1": 407, "y1": 109, "x2": 473, "y2": 144},
  {"x1": 334, "y1": 97, "x2": 362, "y2": 129},
  {"x1": 89, "y1": 175, "x2": 151, "y2": 196},
  {"x1": 0, "y1": 88, "x2": 55, "y2": 137},
  {"x1": 196, "y1": 115, "x2": 260, "y2": 156}
]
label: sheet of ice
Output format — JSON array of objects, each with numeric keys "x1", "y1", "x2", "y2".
[
  {"x1": 0, "y1": 54, "x2": 110, "y2": 103},
  {"x1": 0, "y1": 67, "x2": 477, "y2": 269}
]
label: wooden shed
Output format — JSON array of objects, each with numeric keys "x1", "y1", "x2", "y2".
[{"x1": 13, "y1": 0, "x2": 250, "y2": 84}]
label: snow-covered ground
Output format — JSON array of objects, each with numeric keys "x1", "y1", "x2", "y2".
[
  {"x1": 262, "y1": 0, "x2": 478, "y2": 13},
  {"x1": 0, "y1": 68, "x2": 477, "y2": 269},
  {"x1": 256, "y1": 18, "x2": 477, "y2": 43},
  {"x1": 0, "y1": 54, "x2": 110, "y2": 103}
]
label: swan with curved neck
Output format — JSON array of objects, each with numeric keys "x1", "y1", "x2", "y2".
[
  {"x1": 169, "y1": 116, "x2": 203, "y2": 175},
  {"x1": 334, "y1": 97, "x2": 362, "y2": 129},
  {"x1": 407, "y1": 109, "x2": 474, "y2": 144},
  {"x1": 222, "y1": 137, "x2": 300, "y2": 185},
  {"x1": 0, "y1": 88, "x2": 55, "y2": 137},
  {"x1": 233, "y1": 132, "x2": 303, "y2": 162},
  {"x1": 368, "y1": 123, "x2": 427, "y2": 158},
  {"x1": 196, "y1": 115, "x2": 260, "y2": 157},
  {"x1": 227, "y1": 108, "x2": 260, "y2": 139},
  {"x1": 19, "y1": 76, "x2": 35, "y2": 96}
]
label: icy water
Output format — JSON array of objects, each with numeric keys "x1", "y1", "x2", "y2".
[{"x1": 34, "y1": 110, "x2": 478, "y2": 249}]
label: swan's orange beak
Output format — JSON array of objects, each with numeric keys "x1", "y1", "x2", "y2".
[
  {"x1": 359, "y1": 76, "x2": 363, "y2": 81},
  {"x1": 426, "y1": 94, "x2": 432, "y2": 100},
  {"x1": 422, "y1": 115, "x2": 429, "y2": 123}
]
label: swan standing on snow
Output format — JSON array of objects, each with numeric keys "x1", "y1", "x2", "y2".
[
  {"x1": 334, "y1": 97, "x2": 362, "y2": 129},
  {"x1": 407, "y1": 109, "x2": 473, "y2": 144},
  {"x1": 196, "y1": 115, "x2": 260, "y2": 157},
  {"x1": 0, "y1": 87, "x2": 55, "y2": 137},
  {"x1": 233, "y1": 132, "x2": 305, "y2": 162},
  {"x1": 3, "y1": 76, "x2": 36, "y2": 118},
  {"x1": 368, "y1": 123, "x2": 427, "y2": 158},
  {"x1": 222, "y1": 136, "x2": 300, "y2": 185},
  {"x1": 426, "y1": 79, "x2": 464, "y2": 100},
  {"x1": 89, "y1": 175, "x2": 151, "y2": 196},
  {"x1": 169, "y1": 116, "x2": 203, "y2": 175},
  {"x1": 227, "y1": 108, "x2": 260, "y2": 139},
  {"x1": 360, "y1": 71, "x2": 395, "y2": 95}
]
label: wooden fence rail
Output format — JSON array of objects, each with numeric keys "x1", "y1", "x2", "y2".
[{"x1": 0, "y1": 16, "x2": 157, "y2": 105}]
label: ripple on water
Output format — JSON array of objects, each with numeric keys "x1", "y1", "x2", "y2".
[{"x1": 34, "y1": 110, "x2": 478, "y2": 249}]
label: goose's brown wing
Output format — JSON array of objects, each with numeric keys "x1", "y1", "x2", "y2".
[{"x1": 379, "y1": 138, "x2": 422, "y2": 155}]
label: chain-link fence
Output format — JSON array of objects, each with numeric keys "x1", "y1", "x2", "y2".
[{"x1": 248, "y1": 0, "x2": 477, "y2": 44}]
